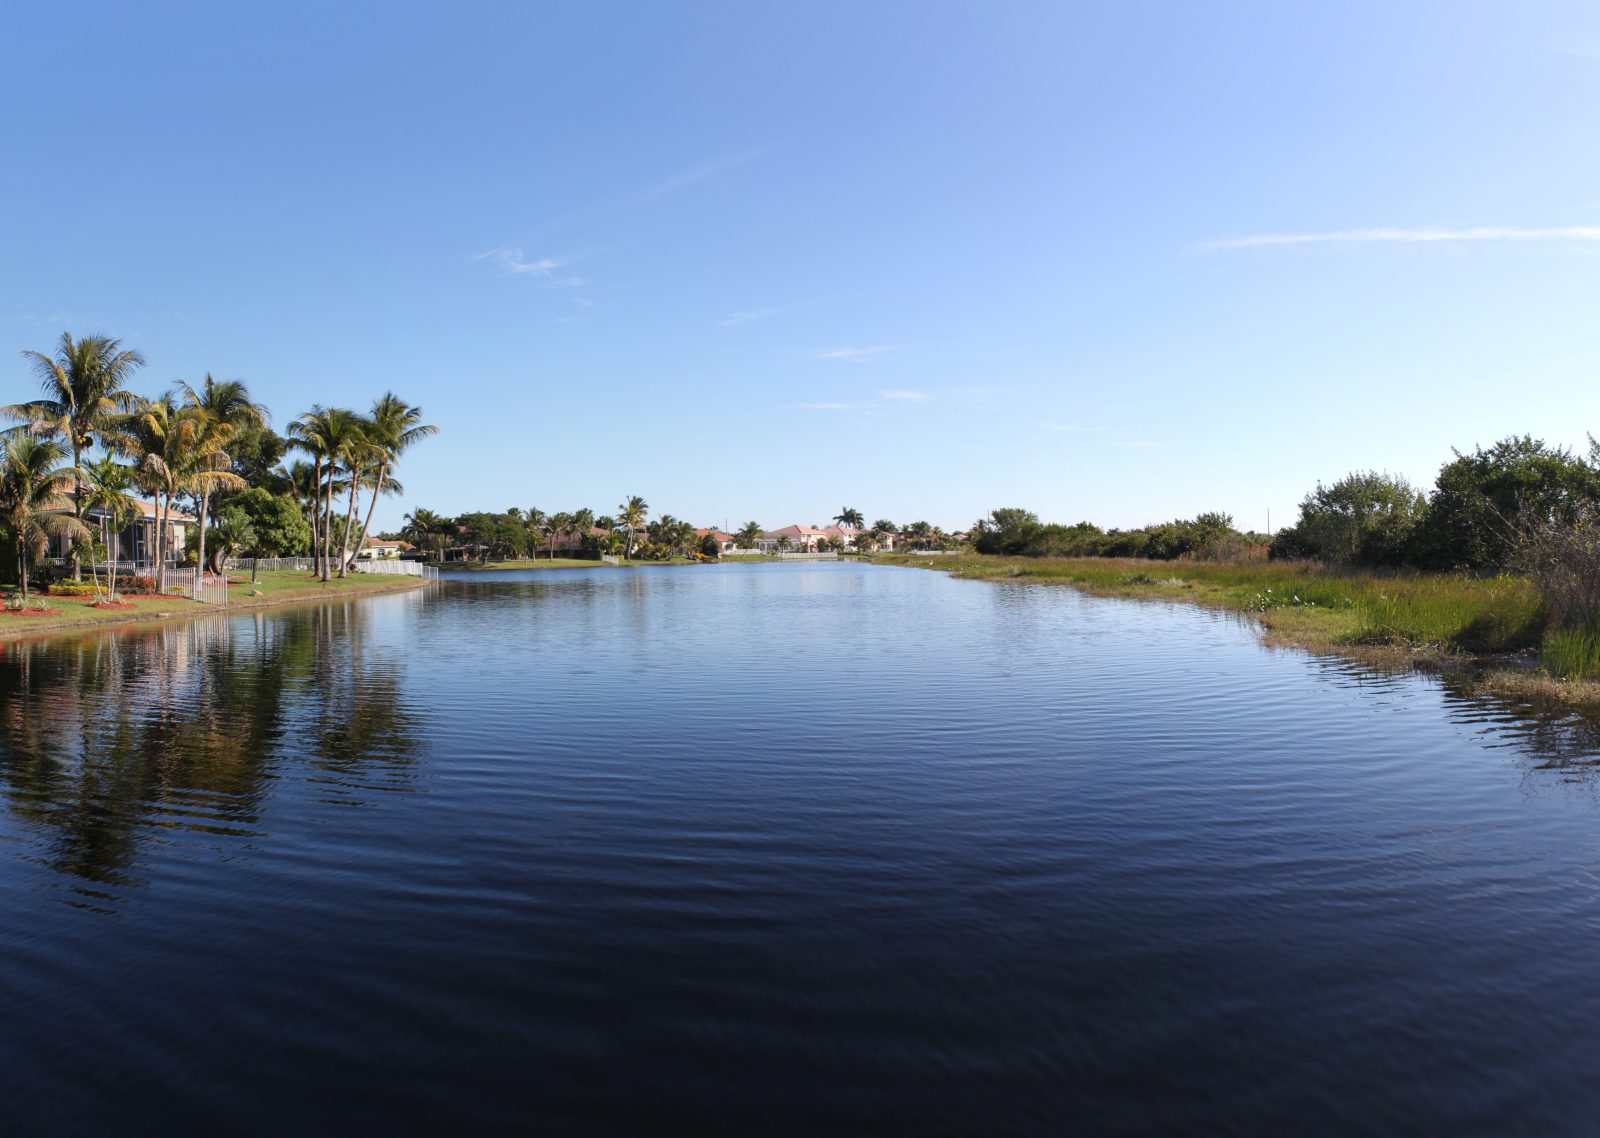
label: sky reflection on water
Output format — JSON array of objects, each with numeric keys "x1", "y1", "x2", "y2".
[{"x1": 2, "y1": 565, "x2": 1599, "y2": 1136}]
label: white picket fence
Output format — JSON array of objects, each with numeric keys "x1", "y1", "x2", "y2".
[
  {"x1": 351, "y1": 559, "x2": 439, "y2": 580},
  {"x1": 224, "y1": 556, "x2": 437, "y2": 580},
  {"x1": 151, "y1": 565, "x2": 228, "y2": 606},
  {"x1": 226, "y1": 557, "x2": 317, "y2": 573},
  {"x1": 776, "y1": 552, "x2": 839, "y2": 561}
]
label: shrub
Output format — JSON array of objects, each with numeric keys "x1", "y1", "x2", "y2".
[
  {"x1": 48, "y1": 583, "x2": 99, "y2": 597},
  {"x1": 1416, "y1": 436, "x2": 1600, "y2": 570},
  {"x1": 1518, "y1": 512, "x2": 1600, "y2": 631},
  {"x1": 1278, "y1": 471, "x2": 1429, "y2": 566}
]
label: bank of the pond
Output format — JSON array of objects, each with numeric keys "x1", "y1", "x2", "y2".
[
  {"x1": 439, "y1": 555, "x2": 804, "y2": 571},
  {"x1": 441, "y1": 558, "x2": 610, "y2": 571},
  {"x1": 0, "y1": 571, "x2": 428, "y2": 643},
  {"x1": 876, "y1": 554, "x2": 1600, "y2": 710}
]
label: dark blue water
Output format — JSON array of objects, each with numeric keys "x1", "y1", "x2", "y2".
[{"x1": 3, "y1": 563, "x2": 1599, "y2": 1136}]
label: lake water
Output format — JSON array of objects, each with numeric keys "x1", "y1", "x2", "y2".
[{"x1": 3, "y1": 562, "x2": 1600, "y2": 1136}]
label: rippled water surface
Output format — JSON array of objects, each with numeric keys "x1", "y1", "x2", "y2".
[{"x1": 4, "y1": 563, "x2": 1600, "y2": 1136}]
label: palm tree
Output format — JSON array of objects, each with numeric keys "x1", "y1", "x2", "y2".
[
  {"x1": 402, "y1": 507, "x2": 441, "y2": 556},
  {"x1": 571, "y1": 507, "x2": 595, "y2": 557},
  {"x1": 118, "y1": 396, "x2": 246, "y2": 593},
  {"x1": 650, "y1": 514, "x2": 692, "y2": 558},
  {"x1": 335, "y1": 424, "x2": 384, "y2": 577},
  {"x1": 177, "y1": 375, "x2": 267, "y2": 579},
  {"x1": 618, "y1": 495, "x2": 648, "y2": 559},
  {"x1": 343, "y1": 393, "x2": 437, "y2": 573},
  {"x1": 736, "y1": 520, "x2": 764, "y2": 549},
  {"x1": 668, "y1": 518, "x2": 694, "y2": 558},
  {"x1": 834, "y1": 507, "x2": 864, "y2": 530},
  {"x1": 280, "y1": 460, "x2": 322, "y2": 559},
  {"x1": 205, "y1": 510, "x2": 255, "y2": 575},
  {"x1": 523, "y1": 508, "x2": 547, "y2": 561},
  {"x1": 7, "y1": 332, "x2": 146, "y2": 580},
  {"x1": 903, "y1": 520, "x2": 934, "y2": 549},
  {"x1": 548, "y1": 511, "x2": 574, "y2": 559},
  {"x1": 0, "y1": 434, "x2": 91, "y2": 601},
  {"x1": 873, "y1": 519, "x2": 897, "y2": 534},
  {"x1": 288, "y1": 406, "x2": 364, "y2": 581},
  {"x1": 78, "y1": 455, "x2": 140, "y2": 600}
]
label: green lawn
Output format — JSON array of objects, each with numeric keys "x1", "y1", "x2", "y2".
[{"x1": 0, "y1": 570, "x2": 426, "y2": 639}]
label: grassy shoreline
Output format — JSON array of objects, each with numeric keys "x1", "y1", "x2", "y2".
[
  {"x1": 874, "y1": 553, "x2": 1600, "y2": 711},
  {"x1": 441, "y1": 558, "x2": 611, "y2": 571},
  {"x1": 438, "y1": 555, "x2": 799, "y2": 571},
  {"x1": 0, "y1": 571, "x2": 429, "y2": 643}
]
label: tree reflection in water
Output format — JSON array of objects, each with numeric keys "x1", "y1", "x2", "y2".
[
  {"x1": 0, "y1": 601, "x2": 425, "y2": 890},
  {"x1": 1309, "y1": 650, "x2": 1600, "y2": 797}
]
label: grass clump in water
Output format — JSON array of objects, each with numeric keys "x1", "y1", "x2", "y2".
[{"x1": 1542, "y1": 626, "x2": 1600, "y2": 681}]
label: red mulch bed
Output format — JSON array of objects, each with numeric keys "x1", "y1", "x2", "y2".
[{"x1": 2, "y1": 607, "x2": 61, "y2": 616}]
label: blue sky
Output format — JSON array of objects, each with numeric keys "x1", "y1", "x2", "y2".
[{"x1": 5, "y1": 1, "x2": 1600, "y2": 534}]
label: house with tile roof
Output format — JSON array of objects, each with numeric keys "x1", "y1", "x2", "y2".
[
  {"x1": 694, "y1": 528, "x2": 739, "y2": 554},
  {"x1": 44, "y1": 495, "x2": 196, "y2": 565},
  {"x1": 758, "y1": 524, "x2": 832, "y2": 552},
  {"x1": 355, "y1": 538, "x2": 415, "y2": 561}
]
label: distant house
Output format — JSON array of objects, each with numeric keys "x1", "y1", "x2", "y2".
[
  {"x1": 45, "y1": 495, "x2": 195, "y2": 564},
  {"x1": 356, "y1": 538, "x2": 415, "y2": 561},
  {"x1": 759, "y1": 524, "x2": 832, "y2": 552},
  {"x1": 822, "y1": 524, "x2": 896, "y2": 551},
  {"x1": 757, "y1": 524, "x2": 894, "y2": 552},
  {"x1": 694, "y1": 528, "x2": 738, "y2": 553}
]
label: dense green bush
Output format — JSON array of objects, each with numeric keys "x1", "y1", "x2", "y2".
[
  {"x1": 1269, "y1": 471, "x2": 1427, "y2": 567},
  {"x1": 1413, "y1": 436, "x2": 1600, "y2": 570}
]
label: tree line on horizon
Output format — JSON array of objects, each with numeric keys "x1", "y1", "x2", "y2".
[
  {"x1": 971, "y1": 435, "x2": 1600, "y2": 576},
  {"x1": 1, "y1": 331, "x2": 435, "y2": 599},
  {"x1": 393, "y1": 503, "x2": 963, "y2": 562}
]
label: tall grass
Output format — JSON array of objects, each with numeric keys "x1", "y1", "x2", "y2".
[
  {"x1": 1351, "y1": 575, "x2": 1544, "y2": 651},
  {"x1": 1542, "y1": 627, "x2": 1600, "y2": 681},
  {"x1": 916, "y1": 555, "x2": 1547, "y2": 654}
]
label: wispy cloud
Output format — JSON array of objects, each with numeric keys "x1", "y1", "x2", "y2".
[
  {"x1": 475, "y1": 247, "x2": 585, "y2": 284},
  {"x1": 1041, "y1": 421, "x2": 1110, "y2": 433},
  {"x1": 720, "y1": 305, "x2": 786, "y2": 327},
  {"x1": 1199, "y1": 226, "x2": 1600, "y2": 251},
  {"x1": 641, "y1": 150, "x2": 765, "y2": 201},
  {"x1": 814, "y1": 345, "x2": 900, "y2": 363},
  {"x1": 787, "y1": 389, "x2": 931, "y2": 413}
]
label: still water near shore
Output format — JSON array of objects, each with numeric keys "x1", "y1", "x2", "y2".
[{"x1": 2, "y1": 562, "x2": 1599, "y2": 1136}]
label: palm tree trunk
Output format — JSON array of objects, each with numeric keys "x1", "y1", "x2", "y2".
[
  {"x1": 196, "y1": 485, "x2": 211, "y2": 584},
  {"x1": 71, "y1": 442, "x2": 83, "y2": 582},
  {"x1": 338, "y1": 472, "x2": 360, "y2": 578},
  {"x1": 347, "y1": 464, "x2": 388, "y2": 574},
  {"x1": 155, "y1": 494, "x2": 167, "y2": 594},
  {"x1": 104, "y1": 517, "x2": 116, "y2": 601},
  {"x1": 309, "y1": 457, "x2": 323, "y2": 574},
  {"x1": 19, "y1": 545, "x2": 28, "y2": 602},
  {"x1": 322, "y1": 478, "x2": 335, "y2": 582}
]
